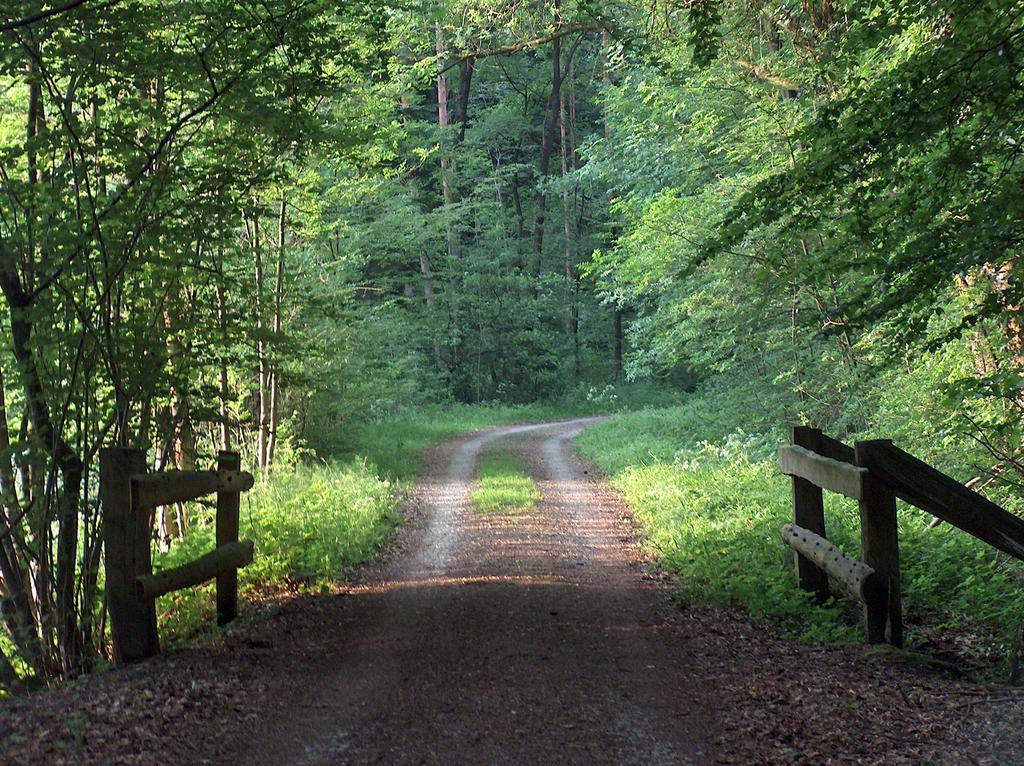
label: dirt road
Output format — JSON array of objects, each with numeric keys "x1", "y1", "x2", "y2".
[
  {"x1": 241, "y1": 417, "x2": 715, "y2": 764},
  {"x1": 2, "y1": 419, "x2": 1021, "y2": 765},
  {"x1": 248, "y1": 418, "x2": 711, "y2": 763},
  {"x1": 232, "y1": 418, "x2": 1022, "y2": 765}
]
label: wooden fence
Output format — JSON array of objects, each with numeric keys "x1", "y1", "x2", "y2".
[
  {"x1": 100, "y1": 448, "x2": 255, "y2": 665},
  {"x1": 779, "y1": 427, "x2": 1024, "y2": 647}
]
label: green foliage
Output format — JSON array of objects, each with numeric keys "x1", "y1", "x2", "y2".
[
  {"x1": 0, "y1": 0, "x2": 401, "y2": 680},
  {"x1": 470, "y1": 450, "x2": 541, "y2": 514},
  {"x1": 6, "y1": 0, "x2": 1024, "y2": 685},
  {"x1": 687, "y1": 0, "x2": 724, "y2": 67},
  {"x1": 153, "y1": 462, "x2": 398, "y2": 641},
  {"x1": 704, "y1": 1, "x2": 1024, "y2": 335},
  {"x1": 578, "y1": 379, "x2": 1024, "y2": 675},
  {"x1": 578, "y1": 4, "x2": 1024, "y2": 676}
]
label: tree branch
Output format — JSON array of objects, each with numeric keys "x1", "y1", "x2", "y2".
[
  {"x1": 439, "y1": 23, "x2": 608, "y2": 74},
  {"x1": 734, "y1": 59, "x2": 801, "y2": 91},
  {"x1": 0, "y1": 0, "x2": 116, "y2": 33}
]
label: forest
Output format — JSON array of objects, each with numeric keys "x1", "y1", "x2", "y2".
[{"x1": 1, "y1": 0, "x2": 1023, "y2": 710}]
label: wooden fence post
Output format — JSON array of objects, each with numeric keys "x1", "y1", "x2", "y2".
[
  {"x1": 216, "y1": 450, "x2": 242, "y2": 625},
  {"x1": 855, "y1": 440, "x2": 903, "y2": 647},
  {"x1": 101, "y1": 448, "x2": 159, "y2": 664},
  {"x1": 791, "y1": 427, "x2": 830, "y2": 603}
]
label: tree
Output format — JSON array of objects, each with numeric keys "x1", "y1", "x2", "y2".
[{"x1": 0, "y1": 0, "x2": 395, "y2": 682}]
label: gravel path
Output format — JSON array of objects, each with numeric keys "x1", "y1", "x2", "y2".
[
  {"x1": 243, "y1": 417, "x2": 716, "y2": 764},
  {"x1": 3, "y1": 418, "x2": 1022, "y2": 765}
]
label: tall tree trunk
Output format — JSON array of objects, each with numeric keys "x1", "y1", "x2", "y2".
[
  {"x1": 510, "y1": 145, "x2": 527, "y2": 271},
  {"x1": 455, "y1": 56, "x2": 475, "y2": 144},
  {"x1": 153, "y1": 419, "x2": 173, "y2": 552},
  {"x1": 511, "y1": 169, "x2": 526, "y2": 241},
  {"x1": 0, "y1": 266, "x2": 82, "y2": 677},
  {"x1": 249, "y1": 204, "x2": 269, "y2": 468},
  {"x1": 531, "y1": 17, "x2": 563, "y2": 277},
  {"x1": 157, "y1": 303, "x2": 194, "y2": 549},
  {"x1": 558, "y1": 54, "x2": 578, "y2": 375},
  {"x1": 0, "y1": 369, "x2": 41, "y2": 673},
  {"x1": 436, "y1": 23, "x2": 459, "y2": 264},
  {"x1": 613, "y1": 309, "x2": 624, "y2": 381},
  {"x1": 420, "y1": 254, "x2": 437, "y2": 308},
  {"x1": 267, "y1": 195, "x2": 286, "y2": 466},
  {"x1": 11, "y1": 65, "x2": 83, "y2": 676},
  {"x1": 791, "y1": 282, "x2": 807, "y2": 401},
  {"x1": 604, "y1": 21, "x2": 624, "y2": 383},
  {"x1": 399, "y1": 92, "x2": 437, "y2": 314},
  {"x1": 215, "y1": 257, "x2": 231, "y2": 451},
  {"x1": 166, "y1": 309, "x2": 196, "y2": 471},
  {"x1": 0, "y1": 642, "x2": 19, "y2": 690}
]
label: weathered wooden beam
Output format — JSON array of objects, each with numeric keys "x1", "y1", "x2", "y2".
[
  {"x1": 855, "y1": 440, "x2": 1024, "y2": 563},
  {"x1": 855, "y1": 441, "x2": 904, "y2": 647},
  {"x1": 790, "y1": 427, "x2": 830, "y2": 603},
  {"x1": 101, "y1": 448, "x2": 159, "y2": 664},
  {"x1": 130, "y1": 469, "x2": 254, "y2": 509},
  {"x1": 817, "y1": 432, "x2": 855, "y2": 464},
  {"x1": 136, "y1": 540, "x2": 254, "y2": 601},
  {"x1": 216, "y1": 451, "x2": 242, "y2": 626},
  {"x1": 780, "y1": 524, "x2": 883, "y2": 605},
  {"x1": 778, "y1": 444, "x2": 868, "y2": 500}
]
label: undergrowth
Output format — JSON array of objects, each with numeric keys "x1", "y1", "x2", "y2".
[
  {"x1": 153, "y1": 462, "x2": 397, "y2": 642},
  {"x1": 576, "y1": 382, "x2": 1024, "y2": 677}
]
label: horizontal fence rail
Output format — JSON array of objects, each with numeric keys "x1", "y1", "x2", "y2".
[
  {"x1": 780, "y1": 522, "x2": 890, "y2": 643},
  {"x1": 778, "y1": 445, "x2": 867, "y2": 500},
  {"x1": 136, "y1": 540, "x2": 255, "y2": 600},
  {"x1": 856, "y1": 440, "x2": 1024, "y2": 562},
  {"x1": 131, "y1": 469, "x2": 255, "y2": 509},
  {"x1": 780, "y1": 524, "x2": 883, "y2": 606},
  {"x1": 779, "y1": 427, "x2": 1024, "y2": 649}
]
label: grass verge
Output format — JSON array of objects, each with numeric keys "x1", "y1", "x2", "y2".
[
  {"x1": 470, "y1": 450, "x2": 542, "y2": 515},
  {"x1": 153, "y1": 461, "x2": 397, "y2": 642},
  {"x1": 575, "y1": 386, "x2": 1024, "y2": 677}
]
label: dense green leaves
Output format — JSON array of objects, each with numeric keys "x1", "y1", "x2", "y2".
[
  {"x1": 0, "y1": 0, "x2": 397, "y2": 682},
  {"x1": 4, "y1": 0, "x2": 1024, "y2": 684}
]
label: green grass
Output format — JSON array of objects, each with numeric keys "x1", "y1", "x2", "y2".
[
  {"x1": 332, "y1": 383, "x2": 683, "y2": 483},
  {"x1": 470, "y1": 450, "x2": 542, "y2": 515},
  {"x1": 338, "y1": 402, "x2": 568, "y2": 482},
  {"x1": 153, "y1": 461, "x2": 398, "y2": 641},
  {"x1": 576, "y1": 385, "x2": 1024, "y2": 676}
]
